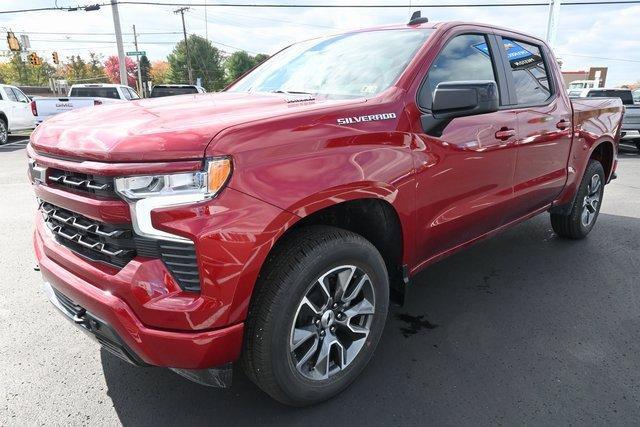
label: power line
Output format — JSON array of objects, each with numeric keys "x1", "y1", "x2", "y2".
[
  {"x1": 15, "y1": 31, "x2": 183, "y2": 35},
  {"x1": 3, "y1": 1, "x2": 640, "y2": 14},
  {"x1": 558, "y1": 53, "x2": 640, "y2": 63},
  {"x1": 108, "y1": 1, "x2": 640, "y2": 7}
]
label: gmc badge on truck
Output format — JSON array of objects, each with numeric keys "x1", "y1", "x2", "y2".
[{"x1": 337, "y1": 112, "x2": 397, "y2": 125}]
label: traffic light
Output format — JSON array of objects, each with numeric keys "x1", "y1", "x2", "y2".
[
  {"x1": 6, "y1": 32, "x2": 20, "y2": 52},
  {"x1": 27, "y1": 52, "x2": 42, "y2": 66},
  {"x1": 52, "y1": 51, "x2": 59, "y2": 65}
]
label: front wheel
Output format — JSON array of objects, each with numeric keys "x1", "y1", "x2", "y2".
[
  {"x1": 241, "y1": 226, "x2": 389, "y2": 406},
  {"x1": 550, "y1": 159, "x2": 605, "y2": 239}
]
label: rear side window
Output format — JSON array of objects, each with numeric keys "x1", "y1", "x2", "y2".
[
  {"x1": 502, "y1": 38, "x2": 552, "y2": 105},
  {"x1": 421, "y1": 34, "x2": 497, "y2": 109},
  {"x1": 70, "y1": 87, "x2": 120, "y2": 99}
]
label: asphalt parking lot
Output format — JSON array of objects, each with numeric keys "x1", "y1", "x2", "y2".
[{"x1": 1, "y1": 137, "x2": 639, "y2": 425}]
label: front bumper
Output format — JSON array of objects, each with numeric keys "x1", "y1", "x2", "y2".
[{"x1": 36, "y1": 228, "x2": 244, "y2": 370}]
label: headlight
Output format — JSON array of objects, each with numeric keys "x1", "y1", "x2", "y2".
[{"x1": 115, "y1": 157, "x2": 232, "y2": 242}]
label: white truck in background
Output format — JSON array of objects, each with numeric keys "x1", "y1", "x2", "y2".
[
  {"x1": 31, "y1": 83, "x2": 139, "y2": 125},
  {"x1": 0, "y1": 84, "x2": 36, "y2": 144}
]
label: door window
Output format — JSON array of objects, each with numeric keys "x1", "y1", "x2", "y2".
[
  {"x1": 421, "y1": 34, "x2": 497, "y2": 109},
  {"x1": 11, "y1": 88, "x2": 29, "y2": 103},
  {"x1": 121, "y1": 88, "x2": 132, "y2": 100},
  {"x1": 5, "y1": 88, "x2": 18, "y2": 102},
  {"x1": 502, "y1": 38, "x2": 552, "y2": 105}
]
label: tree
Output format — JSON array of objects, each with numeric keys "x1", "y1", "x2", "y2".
[
  {"x1": 254, "y1": 53, "x2": 269, "y2": 65},
  {"x1": 139, "y1": 55, "x2": 151, "y2": 84},
  {"x1": 224, "y1": 51, "x2": 256, "y2": 84},
  {"x1": 168, "y1": 35, "x2": 224, "y2": 91},
  {"x1": 150, "y1": 60, "x2": 170, "y2": 85},
  {"x1": 0, "y1": 53, "x2": 55, "y2": 86},
  {"x1": 104, "y1": 55, "x2": 136, "y2": 87}
]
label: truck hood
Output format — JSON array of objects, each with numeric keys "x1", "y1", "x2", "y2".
[{"x1": 31, "y1": 92, "x2": 360, "y2": 162}]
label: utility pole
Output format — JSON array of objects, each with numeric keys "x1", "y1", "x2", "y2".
[
  {"x1": 545, "y1": 0, "x2": 561, "y2": 49},
  {"x1": 110, "y1": 0, "x2": 127, "y2": 86},
  {"x1": 174, "y1": 7, "x2": 194, "y2": 85},
  {"x1": 132, "y1": 25, "x2": 144, "y2": 96},
  {"x1": 204, "y1": 0, "x2": 208, "y2": 41}
]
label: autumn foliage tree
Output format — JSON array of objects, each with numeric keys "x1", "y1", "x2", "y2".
[
  {"x1": 104, "y1": 55, "x2": 137, "y2": 87},
  {"x1": 150, "y1": 60, "x2": 170, "y2": 85}
]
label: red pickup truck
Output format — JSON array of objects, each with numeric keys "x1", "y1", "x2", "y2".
[{"x1": 28, "y1": 19, "x2": 622, "y2": 406}]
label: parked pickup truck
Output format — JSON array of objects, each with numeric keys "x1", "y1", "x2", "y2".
[
  {"x1": 585, "y1": 88, "x2": 640, "y2": 152},
  {"x1": 28, "y1": 18, "x2": 623, "y2": 406},
  {"x1": 31, "y1": 83, "x2": 138, "y2": 124},
  {"x1": 0, "y1": 83, "x2": 36, "y2": 143}
]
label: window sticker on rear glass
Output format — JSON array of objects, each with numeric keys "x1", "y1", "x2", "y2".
[{"x1": 473, "y1": 40, "x2": 543, "y2": 70}]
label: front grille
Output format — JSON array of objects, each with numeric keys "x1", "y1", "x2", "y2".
[
  {"x1": 623, "y1": 116, "x2": 640, "y2": 125},
  {"x1": 41, "y1": 201, "x2": 135, "y2": 268},
  {"x1": 40, "y1": 200, "x2": 200, "y2": 291},
  {"x1": 47, "y1": 168, "x2": 116, "y2": 198}
]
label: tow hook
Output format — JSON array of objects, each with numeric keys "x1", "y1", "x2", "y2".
[{"x1": 72, "y1": 308, "x2": 87, "y2": 325}]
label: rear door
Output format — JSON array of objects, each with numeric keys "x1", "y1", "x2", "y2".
[
  {"x1": 10, "y1": 87, "x2": 34, "y2": 129},
  {"x1": 4, "y1": 86, "x2": 30, "y2": 130},
  {"x1": 496, "y1": 34, "x2": 574, "y2": 220},
  {"x1": 412, "y1": 31, "x2": 519, "y2": 264}
]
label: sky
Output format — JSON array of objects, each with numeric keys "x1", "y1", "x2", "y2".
[{"x1": 1, "y1": 0, "x2": 639, "y2": 86}]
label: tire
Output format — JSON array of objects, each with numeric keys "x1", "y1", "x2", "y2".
[
  {"x1": 635, "y1": 141, "x2": 640, "y2": 153},
  {"x1": 241, "y1": 225, "x2": 389, "y2": 406},
  {"x1": 0, "y1": 119, "x2": 7, "y2": 145},
  {"x1": 550, "y1": 159, "x2": 605, "y2": 239}
]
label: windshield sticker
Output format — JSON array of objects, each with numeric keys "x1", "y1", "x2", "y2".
[
  {"x1": 360, "y1": 85, "x2": 378, "y2": 94},
  {"x1": 337, "y1": 113, "x2": 397, "y2": 125}
]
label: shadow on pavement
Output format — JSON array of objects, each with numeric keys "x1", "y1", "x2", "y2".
[{"x1": 102, "y1": 212, "x2": 640, "y2": 426}]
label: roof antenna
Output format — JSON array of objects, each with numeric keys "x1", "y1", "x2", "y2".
[{"x1": 408, "y1": 10, "x2": 429, "y2": 25}]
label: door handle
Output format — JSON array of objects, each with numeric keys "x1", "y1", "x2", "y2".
[
  {"x1": 495, "y1": 127, "x2": 516, "y2": 141},
  {"x1": 556, "y1": 119, "x2": 571, "y2": 130}
]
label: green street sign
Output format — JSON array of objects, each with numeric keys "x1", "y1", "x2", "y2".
[{"x1": 126, "y1": 51, "x2": 145, "y2": 56}]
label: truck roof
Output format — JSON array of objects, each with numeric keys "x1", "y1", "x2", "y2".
[{"x1": 341, "y1": 20, "x2": 548, "y2": 46}]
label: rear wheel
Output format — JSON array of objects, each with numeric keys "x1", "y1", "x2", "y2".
[
  {"x1": 550, "y1": 159, "x2": 605, "y2": 239},
  {"x1": 241, "y1": 226, "x2": 389, "y2": 406},
  {"x1": 0, "y1": 119, "x2": 7, "y2": 145}
]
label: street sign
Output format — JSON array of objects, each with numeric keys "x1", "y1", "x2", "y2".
[{"x1": 126, "y1": 50, "x2": 145, "y2": 56}]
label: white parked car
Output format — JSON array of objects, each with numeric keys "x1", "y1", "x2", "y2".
[
  {"x1": 31, "y1": 83, "x2": 139, "y2": 125},
  {"x1": 0, "y1": 84, "x2": 36, "y2": 144}
]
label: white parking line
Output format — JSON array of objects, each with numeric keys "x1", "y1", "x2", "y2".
[{"x1": 0, "y1": 138, "x2": 30, "y2": 147}]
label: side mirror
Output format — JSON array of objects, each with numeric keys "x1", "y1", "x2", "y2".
[{"x1": 421, "y1": 80, "x2": 499, "y2": 136}]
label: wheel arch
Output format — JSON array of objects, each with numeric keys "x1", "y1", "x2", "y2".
[
  {"x1": 230, "y1": 186, "x2": 411, "y2": 325},
  {"x1": 589, "y1": 138, "x2": 615, "y2": 182}
]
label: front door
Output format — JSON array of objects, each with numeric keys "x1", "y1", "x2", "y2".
[{"x1": 411, "y1": 32, "x2": 518, "y2": 266}]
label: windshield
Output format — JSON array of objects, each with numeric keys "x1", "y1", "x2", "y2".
[{"x1": 228, "y1": 29, "x2": 433, "y2": 99}]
